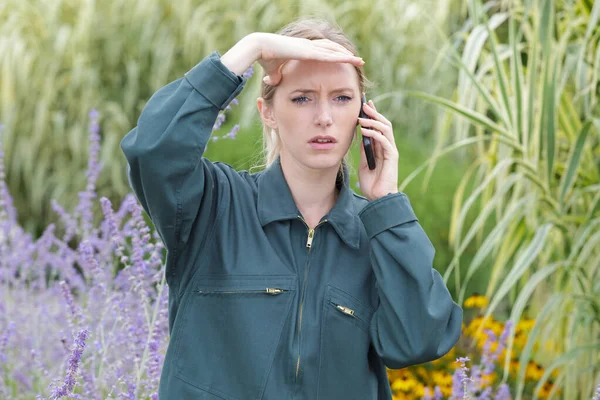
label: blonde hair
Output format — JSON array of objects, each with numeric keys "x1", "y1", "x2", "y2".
[{"x1": 255, "y1": 16, "x2": 375, "y2": 183}]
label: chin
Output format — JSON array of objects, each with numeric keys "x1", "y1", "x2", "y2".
[{"x1": 302, "y1": 153, "x2": 344, "y2": 171}]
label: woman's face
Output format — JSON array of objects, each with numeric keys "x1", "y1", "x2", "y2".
[{"x1": 260, "y1": 60, "x2": 361, "y2": 171}]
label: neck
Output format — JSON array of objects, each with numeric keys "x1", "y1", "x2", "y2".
[{"x1": 279, "y1": 155, "x2": 340, "y2": 228}]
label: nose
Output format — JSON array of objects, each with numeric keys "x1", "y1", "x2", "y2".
[{"x1": 314, "y1": 102, "x2": 333, "y2": 127}]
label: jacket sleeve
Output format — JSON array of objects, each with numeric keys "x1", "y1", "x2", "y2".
[
  {"x1": 358, "y1": 192, "x2": 463, "y2": 369},
  {"x1": 120, "y1": 51, "x2": 247, "y2": 290}
]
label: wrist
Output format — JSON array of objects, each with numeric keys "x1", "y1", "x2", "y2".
[{"x1": 220, "y1": 33, "x2": 262, "y2": 76}]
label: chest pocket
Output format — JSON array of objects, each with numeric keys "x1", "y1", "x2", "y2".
[
  {"x1": 317, "y1": 284, "x2": 378, "y2": 400},
  {"x1": 173, "y1": 275, "x2": 297, "y2": 400}
]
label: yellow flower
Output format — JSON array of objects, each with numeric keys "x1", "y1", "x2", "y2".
[
  {"x1": 525, "y1": 361, "x2": 545, "y2": 381},
  {"x1": 513, "y1": 331, "x2": 527, "y2": 348},
  {"x1": 392, "y1": 374, "x2": 418, "y2": 392},
  {"x1": 415, "y1": 366, "x2": 429, "y2": 381},
  {"x1": 481, "y1": 372, "x2": 497, "y2": 387},
  {"x1": 489, "y1": 321, "x2": 504, "y2": 336},
  {"x1": 387, "y1": 368, "x2": 411, "y2": 382},
  {"x1": 432, "y1": 371, "x2": 453, "y2": 387},
  {"x1": 439, "y1": 385, "x2": 453, "y2": 397},
  {"x1": 464, "y1": 294, "x2": 489, "y2": 308},
  {"x1": 413, "y1": 382, "x2": 426, "y2": 397},
  {"x1": 509, "y1": 358, "x2": 520, "y2": 376},
  {"x1": 537, "y1": 381, "x2": 558, "y2": 398},
  {"x1": 517, "y1": 318, "x2": 536, "y2": 332}
]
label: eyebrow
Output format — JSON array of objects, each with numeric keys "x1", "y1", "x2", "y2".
[{"x1": 290, "y1": 88, "x2": 355, "y2": 94}]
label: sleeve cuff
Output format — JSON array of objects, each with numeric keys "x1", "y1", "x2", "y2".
[
  {"x1": 184, "y1": 50, "x2": 247, "y2": 110},
  {"x1": 358, "y1": 192, "x2": 418, "y2": 238}
]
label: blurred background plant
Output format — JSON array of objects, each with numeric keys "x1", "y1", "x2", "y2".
[
  {"x1": 0, "y1": 0, "x2": 481, "y2": 293},
  {"x1": 0, "y1": 0, "x2": 459, "y2": 235},
  {"x1": 388, "y1": 296, "x2": 557, "y2": 399},
  {"x1": 401, "y1": 0, "x2": 600, "y2": 398},
  {"x1": 1, "y1": 0, "x2": 600, "y2": 398}
]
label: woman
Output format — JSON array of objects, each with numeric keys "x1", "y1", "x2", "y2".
[{"x1": 121, "y1": 17, "x2": 463, "y2": 400}]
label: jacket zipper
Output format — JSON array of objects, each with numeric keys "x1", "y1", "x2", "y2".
[
  {"x1": 295, "y1": 216, "x2": 328, "y2": 380},
  {"x1": 196, "y1": 288, "x2": 288, "y2": 295},
  {"x1": 334, "y1": 303, "x2": 355, "y2": 316},
  {"x1": 331, "y1": 302, "x2": 368, "y2": 324}
]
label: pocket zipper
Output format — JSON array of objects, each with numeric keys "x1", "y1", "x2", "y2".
[
  {"x1": 335, "y1": 304, "x2": 355, "y2": 316},
  {"x1": 196, "y1": 288, "x2": 288, "y2": 295},
  {"x1": 331, "y1": 301, "x2": 370, "y2": 325}
]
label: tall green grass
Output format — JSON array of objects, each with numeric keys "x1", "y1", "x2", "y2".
[
  {"x1": 405, "y1": 0, "x2": 600, "y2": 398},
  {"x1": 0, "y1": 0, "x2": 459, "y2": 236}
]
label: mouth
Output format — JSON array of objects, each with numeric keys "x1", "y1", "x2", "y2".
[
  {"x1": 308, "y1": 135, "x2": 337, "y2": 144},
  {"x1": 308, "y1": 135, "x2": 337, "y2": 151}
]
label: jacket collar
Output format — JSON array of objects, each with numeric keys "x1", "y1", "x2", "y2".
[{"x1": 256, "y1": 156, "x2": 361, "y2": 249}]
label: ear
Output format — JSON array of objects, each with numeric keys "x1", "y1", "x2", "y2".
[{"x1": 257, "y1": 97, "x2": 278, "y2": 130}]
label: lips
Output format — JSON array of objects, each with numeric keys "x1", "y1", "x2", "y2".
[
  {"x1": 308, "y1": 135, "x2": 337, "y2": 144},
  {"x1": 308, "y1": 135, "x2": 337, "y2": 151}
]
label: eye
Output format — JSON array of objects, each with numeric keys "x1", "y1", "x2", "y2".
[
  {"x1": 291, "y1": 96, "x2": 309, "y2": 104},
  {"x1": 291, "y1": 95, "x2": 353, "y2": 104}
]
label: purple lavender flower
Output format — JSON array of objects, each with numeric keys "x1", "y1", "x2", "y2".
[
  {"x1": 592, "y1": 381, "x2": 600, "y2": 400},
  {"x1": 434, "y1": 386, "x2": 443, "y2": 400},
  {"x1": 75, "y1": 109, "x2": 103, "y2": 236},
  {"x1": 59, "y1": 280, "x2": 84, "y2": 330},
  {"x1": 0, "y1": 123, "x2": 17, "y2": 225},
  {"x1": 479, "y1": 387, "x2": 492, "y2": 400},
  {"x1": 212, "y1": 113, "x2": 226, "y2": 131},
  {"x1": 242, "y1": 66, "x2": 254, "y2": 78},
  {"x1": 480, "y1": 329, "x2": 497, "y2": 375},
  {"x1": 225, "y1": 124, "x2": 240, "y2": 139},
  {"x1": 100, "y1": 197, "x2": 127, "y2": 263},
  {"x1": 454, "y1": 356, "x2": 472, "y2": 399},
  {"x1": 49, "y1": 328, "x2": 89, "y2": 399},
  {"x1": 495, "y1": 383, "x2": 511, "y2": 400},
  {"x1": 51, "y1": 200, "x2": 79, "y2": 242},
  {"x1": 0, "y1": 321, "x2": 15, "y2": 363}
]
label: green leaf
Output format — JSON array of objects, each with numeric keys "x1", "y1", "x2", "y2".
[
  {"x1": 510, "y1": 15, "x2": 524, "y2": 144},
  {"x1": 513, "y1": 294, "x2": 563, "y2": 400},
  {"x1": 559, "y1": 121, "x2": 592, "y2": 206},
  {"x1": 483, "y1": 223, "x2": 554, "y2": 321},
  {"x1": 545, "y1": 59, "x2": 557, "y2": 190},
  {"x1": 458, "y1": 195, "x2": 531, "y2": 304},
  {"x1": 406, "y1": 90, "x2": 511, "y2": 137}
]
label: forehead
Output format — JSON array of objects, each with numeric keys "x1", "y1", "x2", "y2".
[{"x1": 278, "y1": 59, "x2": 359, "y2": 92}]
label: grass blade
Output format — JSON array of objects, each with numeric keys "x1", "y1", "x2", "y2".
[{"x1": 559, "y1": 121, "x2": 592, "y2": 207}]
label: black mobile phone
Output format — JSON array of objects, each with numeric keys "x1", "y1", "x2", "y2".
[{"x1": 358, "y1": 93, "x2": 376, "y2": 170}]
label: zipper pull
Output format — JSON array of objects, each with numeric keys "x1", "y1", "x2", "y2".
[
  {"x1": 266, "y1": 287, "x2": 285, "y2": 295},
  {"x1": 306, "y1": 229, "x2": 315, "y2": 248},
  {"x1": 336, "y1": 304, "x2": 355, "y2": 316}
]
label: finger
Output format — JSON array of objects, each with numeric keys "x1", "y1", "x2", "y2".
[
  {"x1": 320, "y1": 51, "x2": 364, "y2": 65},
  {"x1": 364, "y1": 101, "x2": 392, "y2": 128},
  {"x1": 309, "y1": 47, "x2": 364, "y2": 65},
  {"x1": 359, "y1": 115, "x2": 395, "y2": 145},
  {"x1": 360, "y1": 128, "x2": 398, "y2": 158},
  {"x1": 358, "y1": 117, "x2": 391, "y2": 137},
  {"x1": 263, "y1": 74, "x2": 281, "y2": 86},
  {"x1": 313, "y1": 39, "x2": 355, "y2": 57}
]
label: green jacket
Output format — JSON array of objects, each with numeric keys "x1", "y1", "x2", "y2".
[{"x1": 121, "y1": 50, "x2": 463, "y2": 400}]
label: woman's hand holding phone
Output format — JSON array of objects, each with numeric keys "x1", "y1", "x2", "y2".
[{"x1": 356, "y1": 95, "x2": 400, "y2": 201}]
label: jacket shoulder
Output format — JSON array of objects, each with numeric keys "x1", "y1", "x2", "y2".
[
  {"x1": 351, "y1": 191, "x2": 370, "y2": 214},
  {"x1": 211, "y1": 161, "x2": 258, "y2": 190}
]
